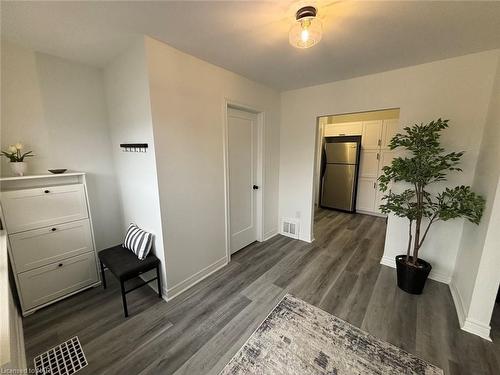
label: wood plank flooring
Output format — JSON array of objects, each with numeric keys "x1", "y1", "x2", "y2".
[{"x1": 23, "y1": 209, "x2": 500, "y2": 374}]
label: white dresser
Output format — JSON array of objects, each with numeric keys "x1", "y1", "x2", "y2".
[{"x1": 0, "y1": 172, "x2": 100, "y2": 316}]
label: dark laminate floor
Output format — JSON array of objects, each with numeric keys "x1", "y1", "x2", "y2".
[{"x1": 23, "y1": 209, "x2": 500, "y2": 374}]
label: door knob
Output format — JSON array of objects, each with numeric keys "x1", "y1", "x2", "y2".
[{"x1": 253, "y1": 185, "x2": 259, "y2": 190}]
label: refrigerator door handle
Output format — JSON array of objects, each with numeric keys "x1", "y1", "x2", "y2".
[{"x1": 321, "y1": 146, "x2": 327, "y2": 178}]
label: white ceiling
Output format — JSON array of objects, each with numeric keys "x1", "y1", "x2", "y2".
[{"x1": 2, "y1": 1, "x2": 500, "y2": 90}]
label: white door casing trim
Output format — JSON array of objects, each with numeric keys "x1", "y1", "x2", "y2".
[{"x1": 222, "y1": 99, "x2": 264, "y2": 262}]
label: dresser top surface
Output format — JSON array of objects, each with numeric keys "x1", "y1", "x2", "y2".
[{"x1": 0, "y1": 171, "x2": 85, "y2": 182}]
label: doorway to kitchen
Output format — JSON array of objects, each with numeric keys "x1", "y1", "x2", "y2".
[{"x1": 312, "y1": 108, "x2": 400, "y2": 236}]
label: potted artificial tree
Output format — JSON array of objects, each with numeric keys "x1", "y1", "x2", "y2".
[{"x1": 378, "y1": 119, "x2": 485, "y2": 294}]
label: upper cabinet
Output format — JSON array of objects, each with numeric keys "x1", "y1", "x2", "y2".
[
  {"x1": 324, "y1": 122, "x2": 362, "y2": 137},
  {"x1": 361, "y1": 120, "x2": 383, "y2": 149},
  {"x1": 381, "y1": 119, "x2": 399, "y2": 149}
]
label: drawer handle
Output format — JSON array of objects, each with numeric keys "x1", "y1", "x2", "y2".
[
  {"x1": 58, "y1": 263, "x2": 63, "y2": 267},
  {"x1": 51, "y1": 228, "x2": 57, "y2": 232},
  {"x1": 44, "y1": 190, "x2": 50, "y2": 194}
]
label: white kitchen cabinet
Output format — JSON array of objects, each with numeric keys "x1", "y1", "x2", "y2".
[
  {"x1": 382, "y1": 119, "x2": 399, "y2": 149},
  {"x1": 375, "y1": 186, "x2": 386, "y2": 214},
  {"x1": 379, "y1": 150, "x2": 395, "y2": 172},
  {"x1": 324, "y1": 122, "x2": 362, "y2": 137},
  {"x1": 359, "y1": 150, "x2": 380, "y2": 178},
  {"x1": 356, "y1": 178, "x2": 377, "y2": 212},
  {"x1": 0, "y1": 172, "x2": 100, "y2": 316},
  {"x1": 361, "y1": 120, "x2": 383, "y2": 149},
  {"x1": 355, "y1": 119, "x2": 398, "y2": 215},
  {"x1": 375, "y1": 150, "x2": 395, "y2": 213}
]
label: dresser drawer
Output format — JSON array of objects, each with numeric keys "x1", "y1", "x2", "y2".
[
  {"x1": 1, "y1": 184, "x2": 88, "y2": 233},
  {"x1": 9, "y1": 219, "x2": 94, "y2": 273},
  {"x1": 18, "y1": 252, "x2": 98, "y2": 311}
]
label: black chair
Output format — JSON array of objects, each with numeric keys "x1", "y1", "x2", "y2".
[{"x1": 98, "y1": 245, "x2": 162, "y2": 317}]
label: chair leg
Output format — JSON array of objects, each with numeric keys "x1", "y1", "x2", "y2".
[
  {"x1": 156, "y1": 264, "x2": 162, "y2": 299},
  {"x1": 100, "y1": 261, "x2": 107, "y2": 289},
  {"x1": 120, "y1": 280, "x2": 128, "y2": 318}
]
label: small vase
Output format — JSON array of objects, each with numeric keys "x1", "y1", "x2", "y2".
[{"x1": 11, "y1": 162, "x2": 27, "y2": 176}]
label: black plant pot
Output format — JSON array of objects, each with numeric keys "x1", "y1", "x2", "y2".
[{"x1": 395, "y1": 255, "x2": 432, "y2": 295}]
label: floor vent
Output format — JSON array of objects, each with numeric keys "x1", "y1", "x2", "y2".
[
  {"x1": 280, "y1": 218, "x2": 300, "y2": 239},
  {"x1": 34, "y1": 336, "x2": 88, "y2": 375}
]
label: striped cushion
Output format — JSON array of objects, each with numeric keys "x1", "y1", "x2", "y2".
[{"x1": 122, "y1": 224, "x2": 153, "y2": 260}]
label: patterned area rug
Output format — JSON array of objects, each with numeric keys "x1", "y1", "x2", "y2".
[{"x1": 220, "y1": 294, "x2": 443, "y2": 375}]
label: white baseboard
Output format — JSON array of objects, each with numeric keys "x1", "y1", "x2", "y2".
[
  {"x1": 137, "y1": 270, "x2": 169, "y2": 302},
  {"x1": 449, "y1": 281, "x2": 466, "y2": 327},
  {"x1": 14, "y1": 302, "x2": 26, "y2": 370},
  {"x1": 262, "y1": 229, "x2": 279, "y2": 241},
  {"x1": 2, "y1": 294, "x2": 26, "y2": 370},
  {"x1": 166, "y1": 257, "x2": 228, "y2": 300},
  {"x1": 16, "y1": 308, "x2": 27, "y2": 369},
  {"x1": 356, "y1": 210, "x2": 387, "y2": 218},
  {"x1": 449, "y1": 281, "x2": 492, "y2": 341},
  {"x1": 462, "y1": 318, "x2": 492, "y2": 341},
  {"x1": 379, "y1": 255, "x2": 451, "y2": 284},
  {"x1": 298, "y1": 233, "x2": 314, "y2": 243}
]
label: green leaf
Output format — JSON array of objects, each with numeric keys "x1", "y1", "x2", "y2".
[
  {"x1": 377, "y1": 119, "x2": 485, "y2": 236},
  {"x1": 436, "y1": 186, "x2": 485, "y2": 224}
]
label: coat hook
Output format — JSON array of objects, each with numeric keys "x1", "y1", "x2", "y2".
[{"x1": 119, "y1": 143, "x2": 149, "y2": 152}]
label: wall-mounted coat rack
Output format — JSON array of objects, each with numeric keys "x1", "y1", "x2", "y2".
[{"x1": 120, "y1": 143, "x2": 148, "y2": 152}]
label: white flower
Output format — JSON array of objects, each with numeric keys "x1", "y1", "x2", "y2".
[
  {"x1": 8, "y1": 145, "x2": 17, "y2": 153},
  {"x1": 15, "y1": 143, "x2": 23, "y2": 150}
]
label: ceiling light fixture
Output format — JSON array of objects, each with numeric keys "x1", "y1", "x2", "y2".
[{"x1": 289, "y1": 5, "x2": 322, "y2": 49}]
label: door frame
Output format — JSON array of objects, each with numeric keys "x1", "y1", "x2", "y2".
[
  {"x1": 311, "y1": 108, "x2": 400, "y2": 240},
  {"x1": 222, "y1": 99, "x2": 265, "y2": 262}
]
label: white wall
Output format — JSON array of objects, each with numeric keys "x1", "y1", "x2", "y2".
[
  {"x1": 279, "y1": 49, "x2": 500, "y2": 283},
  {"x1": 104, "y1": 38, "x2": 168, "y2": 290},
  {"x1": 1, "y1": 287, "x2": 25, "y2": 371},
  {"x1": 0, "y1": 227, "x2": 26, "y2": 371},
  {"x1": 1, "y1": 41, "x2": 123, "y2": 250},
  {"x1": 451, "y1": 54, "x2": 500, "y2": 339},
  {"x1": 144, "y1": 37, "x2": 281, "y2": 297}
]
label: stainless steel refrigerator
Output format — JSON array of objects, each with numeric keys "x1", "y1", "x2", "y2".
[{"x1": 320, "y1": 136, "x2": 361, "y2": 212}]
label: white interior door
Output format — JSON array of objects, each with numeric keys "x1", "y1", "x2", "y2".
[{"x1": 228, "y1": 108, "x2": 258, "y2": 254}]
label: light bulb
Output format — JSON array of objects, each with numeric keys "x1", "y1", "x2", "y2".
[
  {"x1": 301, "y1": 28, "x2": 309, "y2": 42},
  {"x1": 289, "y1": 6, "x2": 322, "y2": 49}
]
